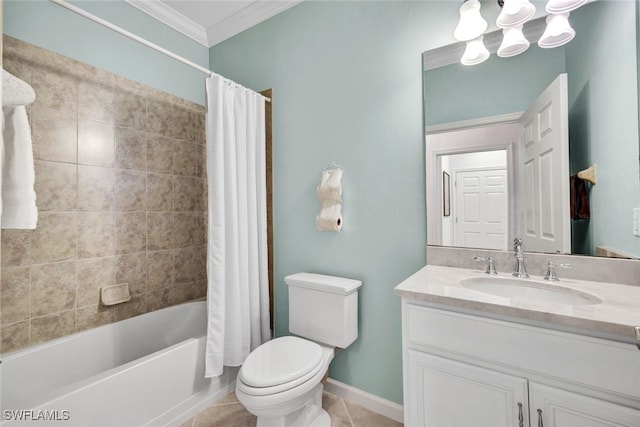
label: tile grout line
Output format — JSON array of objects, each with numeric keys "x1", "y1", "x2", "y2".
[{"x1": 340, "y1": 396, "x2": 356, "y2": 427}]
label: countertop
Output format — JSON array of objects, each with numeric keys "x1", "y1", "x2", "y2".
[{"x1": 395, "y1": 265, "x2": 640, "y2": 343}]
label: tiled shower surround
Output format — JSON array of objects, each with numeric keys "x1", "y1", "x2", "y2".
[{"x1": 1, "y1": 36, "x2": 208, "y2": 353}]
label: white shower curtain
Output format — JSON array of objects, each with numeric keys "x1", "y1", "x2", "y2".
[{"x1": 204, "y1": 74, "x2": 270, "y2": 378}]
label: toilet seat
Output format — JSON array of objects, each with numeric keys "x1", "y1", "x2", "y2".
[{"x1": 238, "y1": 336, "x2": 326, "y2": 396}]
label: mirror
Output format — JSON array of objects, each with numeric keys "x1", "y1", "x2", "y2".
[{"x1": 423, "y1": 0, "x2": 640, "y2": 259}]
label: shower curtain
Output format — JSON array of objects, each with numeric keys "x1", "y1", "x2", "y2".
[{"x1": 204, "y1": 74, "x2": 270, "y2": 378}]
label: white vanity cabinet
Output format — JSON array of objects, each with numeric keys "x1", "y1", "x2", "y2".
[{"x1": 402, "y1": 301, "x2": 640, "y2": 427}]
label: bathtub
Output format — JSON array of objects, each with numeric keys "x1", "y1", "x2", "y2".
[{"x1": 1, "y1": 301, "x2": 235, "y2": 426}]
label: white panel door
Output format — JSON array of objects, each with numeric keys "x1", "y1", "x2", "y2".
[
  {"x1": 518, "y1": 74, "x2": 570, "y2": 253},
  {"x1": 530, "y1": 383, "x2": 640, "y2": 427},
  {"x1": 454, "y1": 168, "x2": 508, "y2": 250},
  {"x1": 407, "y1": 351, "x2": 529, "y2": 427}
]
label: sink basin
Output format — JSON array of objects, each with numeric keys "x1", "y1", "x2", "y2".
[{"x1": 460, "y1": 277, "x2": 602, "y2": 306}]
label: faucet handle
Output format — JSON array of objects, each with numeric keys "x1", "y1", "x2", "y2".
[
  {"x1": 513, "y1": 237, "x2": 524, "y2": 251},
  {"x1": 544, "y1": 261, "x2": 572, "y2": 281},
  {"x1": 474, "y1": 256, "x2": 498, "y2": 275}
]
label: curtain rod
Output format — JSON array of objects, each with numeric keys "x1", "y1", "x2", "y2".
[{"x1": 48, "y1": 0, "x2": 271, "y2": 103}]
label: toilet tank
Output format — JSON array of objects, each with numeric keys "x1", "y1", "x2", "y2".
[{"x1": 285, "y1": 273, "x2": 362, "y2": 348}]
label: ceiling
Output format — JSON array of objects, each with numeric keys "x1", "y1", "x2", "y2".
[{"x1": 125, "y1": 0, "x2": 302, "y2": 48}]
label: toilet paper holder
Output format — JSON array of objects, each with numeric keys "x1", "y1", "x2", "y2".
[{"x1": 316, "y1": 162, "x2": 343, "y2": 232}]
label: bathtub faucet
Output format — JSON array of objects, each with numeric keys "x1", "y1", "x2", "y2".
[{"x1": 512, "y1": 237, "x2": 529, "y2": 278}]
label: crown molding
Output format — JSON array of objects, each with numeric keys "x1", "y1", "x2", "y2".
[
  {"x1": 125, "y1": 0, "x2": 209, "y2": 47},
  {"x1": 206, "y1": 1, "x2": 303, "y2": 47}
]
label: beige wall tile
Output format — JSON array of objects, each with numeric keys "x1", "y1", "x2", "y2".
[
  {"x1": 195, "y1": 245, "x2": 207, "y2": 282},
  {"x1": 31, "y1": 68, "x2": 77, "y2": 116},
  {"x1": 114, "y1": 294, "x2": 147, "y2": 321},
  {"x1": 175, "y1": 247, "x2": 196, "y2": 284},
  {"x1": 195, "y1": 178, "x2": 207, "y2": 212},
  {"x1": 173, "y1": 281, "x2": 197, "y2": 305},
  {"x1": 78, "y1": 118, "x2": 115, "y2": 167},
  {"x1": 116, "y1": 170, "x2": 146, "y2": 211},
  {"x1": 147, "y1": 212, "x2": 174, "y2": 251},
  {"x1": 78, "y1": 79, "x2": 114, "y2": 124},
  {"x1": 116, "y1": 127, "x2": 147, "y2": 171},
  {"x1": 147, "y1": 99, "x2": 174, "y2": 137},
  {"x1": 77, "y1": 165, "x2": 115, "y2": 212},
  {"x1": 1, "y1": 267, "x2": 30, "y2": 325},
  {"x1": 77, "y1": 304, "x2": 115, "y2": 332},
  {"x1": 1, "y1": 321, "x2": 30, "y2": 354},
  {"x1": 195, "y1": 213, "x2": 207, "y2": 246},
  {"x1": 174, "y1": 213, "x2": 196, "y2": 248},
  {"x1": 77, "y1": 257, "x2": 116, "y2": 307},
  {"x1": 1, "y1": 230, "x2": 32, "y2": 267},
  {"x1": 147, "y1": 286, "x2": 172, "y2": 312},
  {"x1": 3, "y1": 36, "x2": 207, "y2": 350},
  {"x1": 30, "y1": 310, "x2": 76, "y2": 346},
  {"x1": 116, "y1": 253, "x2": 147, "y2": 295},
  {"x1": 147, "y1": 250, "x2": 174, "y2": 290},
  {"x1": 31, "y1": 261, "x2": 77, "y2": 317},
  {"x1": 174, "y1": 107, "x2": 195, "y2": 141},
  {"x1": 78, "y1": 212, "x2": 116, "y2": 258},
  {"x1": 195, "y1": 113, "x2": 206, "y2": 145},
  {"x1": 195, "y1": 144, "x2": 206, "y2": 178},
  {"x1": 147, "y1": 134, "x2": 174, "y2": 174},
  {"x1": 31, "y1": 107, "x2": 77, "y2": 163},
  {"x1": 147, "y1": 173, "x2": 173, "y2": 211},
  {"x1": 31, "y1": 213, "x2": 77, "y2": 264},
  {"x1": 114, "y1": 89, "x2": 146, "y2": 131},
  {"x1": 174, "y1": 140, "x2": 196, "y2": 177},
  {"x1": 174, "y1": 176, "x2": 196, "y2": 211},
  {"x1": 34, "y1": 160, "x2": 77, "y2": 212},
  {"x1": 116, "y1": 212, "x2": 147, "y2": 254}
]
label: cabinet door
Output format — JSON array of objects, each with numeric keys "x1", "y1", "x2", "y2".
[
  {"x1": 530, "y1": 383, "x2": 640, "y2": 427},
  {"x1": 407, "y1": 351, "x2": 529, "y2": 427}
]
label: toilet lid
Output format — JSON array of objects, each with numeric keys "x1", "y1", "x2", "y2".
[{"x1": 239, "y1": 336, "x2": 323, "y2": 388}]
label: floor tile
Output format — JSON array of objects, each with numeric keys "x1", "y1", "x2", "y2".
[{"x1": 189, "y1": 390, "x2": 403, "y2": 427}]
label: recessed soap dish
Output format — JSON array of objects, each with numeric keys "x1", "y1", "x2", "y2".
[{"x1": 101, "y1": 283, "x2": 131, "y2": 306}]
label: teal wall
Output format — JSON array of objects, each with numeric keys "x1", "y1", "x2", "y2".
[
  {"x1": 424, "y1": 45, "x2": 566, "y2": 125},
  {"x1": 209, "y1": 1, "x2": 451, "y2": 404},
  {"x1": 3, "y1": 0, "x2": 208, "y2": 105},
  {"x1": 567, "y1": 0, "x2": 640, "y2": 257}
]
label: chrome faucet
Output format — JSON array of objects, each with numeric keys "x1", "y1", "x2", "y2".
[{"x1": 512, "y1": 237, "x2": 529, "y2": 278}]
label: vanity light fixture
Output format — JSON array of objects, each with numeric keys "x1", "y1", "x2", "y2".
[
  {"x1": 538, "y1": 12, "x2": 575, "y2": 48},
  {"x1": 454, "y1": 0, "x2": 488, "y2": 42},
  {"x1": 545, "y1": 0, "x2": 589, "y2": 14},
  {"x1": 497, "y1": 25, "x2": 530, "y2": 57},
  {"x1": 461, "y1": 35, "x2": 491, "y2": 65},
  {"x1": 496, "y1": 0, "x2": 536, "y2": 29}
]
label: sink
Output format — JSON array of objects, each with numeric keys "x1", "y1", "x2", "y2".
[{"x1": 460, "y1": 277, "x2": 602, "y2": 306}]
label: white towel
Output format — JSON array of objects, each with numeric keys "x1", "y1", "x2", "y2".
[
  {"x1": 2, "y1": 69, "x2": 38, "y2": 229},
  {"x1": 3, "y1": 70, "x2": 36, "y2": 108}
]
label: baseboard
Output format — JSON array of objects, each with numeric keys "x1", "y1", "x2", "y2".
[{"x1": 324, "y1": 378, "x2": 404, "y2": 423}]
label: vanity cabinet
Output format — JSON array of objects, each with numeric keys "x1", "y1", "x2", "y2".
[{"x1": 402, "y1": 301, "x2": 640, "y2": 427}]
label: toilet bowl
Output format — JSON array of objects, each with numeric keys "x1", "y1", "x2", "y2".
[
  {"x1": 235, "y1": 273, "x2": 362, "y2": 427},
  {"x1": 236, "y1": 336, "x2": 335, "y2": 427}
]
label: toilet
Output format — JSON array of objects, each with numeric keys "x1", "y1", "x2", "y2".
[{"x1": 235, "y1": 272, "x2": 363, "y2": 427}]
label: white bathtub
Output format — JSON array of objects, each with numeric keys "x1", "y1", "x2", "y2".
[{"x1": 1, "y1": 301, "x2": 235, "y2": 426}]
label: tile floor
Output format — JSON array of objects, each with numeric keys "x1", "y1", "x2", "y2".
[{"x1": 179, "y1": 390, "x2": 403, "y2": 427}]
